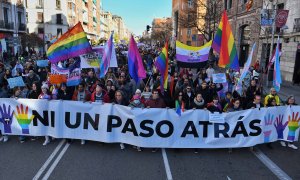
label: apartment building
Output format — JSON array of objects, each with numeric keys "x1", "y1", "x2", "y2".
[{"x1": 0, "y1": 0, "x2": 26, "y2": 54}]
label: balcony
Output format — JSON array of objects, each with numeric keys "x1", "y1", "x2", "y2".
[
  {"x1": 0, "y1": 20, "x2": 14, "y2": 30},
  {"x1": 56, "y1": 19, "x2": 63, "y2": 25},
  {"x1": 18, "y1": 23, "x2": 26, "y2": 31},
  {"x1": 238, "y1": 3, "x2": 247, "y2": 14}
]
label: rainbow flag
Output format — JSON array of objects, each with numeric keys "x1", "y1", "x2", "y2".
[
  {"x1": 154, "y1": 41, "x2": 168, "y2": 90},
  {"x1": 47, "y1": 22, "x2": 92, "y2": 63},
  {"x1": 212, "y1": 11, "x2": 239, "y2": 71},
  {"x1": 175, "y1": 100, "x2": 184, "y2": 116},
  {"x1": 127, "y1": 35, "x2": 146, "y2": 83}
]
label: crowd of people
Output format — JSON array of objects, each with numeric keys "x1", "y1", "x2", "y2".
[{"x1": 0, "y1": 46, "x2": 298, "y2": 151}]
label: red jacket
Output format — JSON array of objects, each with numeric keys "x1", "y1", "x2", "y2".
[
  {"x1": 145, "y1": 97, "x2": 166, "y2": 108},
  {"x1": 90, "y1": 90, "x2": 110, "y2": 103},
  {"x1": 72, "y1": 90, "x2": 91, "y2": 101}
]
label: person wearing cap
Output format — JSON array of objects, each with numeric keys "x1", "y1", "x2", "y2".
[
  {"x1": 264, "y1": 88, "x2": 280, "y2": 106},
  {"x1": 90, "y1": 83, "x2": 110, "y2": 103},
  {"x1": 130, "y1": 89, "x2": 145, "y2": 104}
]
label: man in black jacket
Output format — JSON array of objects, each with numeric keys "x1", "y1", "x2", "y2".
[
  {"x1": 246, "y1": 95, "x2": 264, "y2": 109},
  {"x1": 183, "y1": 85, "x2": 195, "y2": 110}
]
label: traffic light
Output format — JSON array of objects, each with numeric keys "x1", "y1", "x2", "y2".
[{"x1": 146, "y1": 25, "x2": 151, "y2": 32}]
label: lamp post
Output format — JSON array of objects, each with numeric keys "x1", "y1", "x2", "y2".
[{"x1": 266, "y1": 0, "x2": 278, "y2": 87}]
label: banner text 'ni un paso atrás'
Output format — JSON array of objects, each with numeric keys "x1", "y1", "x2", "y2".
[{"x1": 0, "y1": 98, "x2": 299, "y2": 148}]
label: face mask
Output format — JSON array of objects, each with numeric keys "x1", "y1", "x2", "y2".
[{"x1": 134, "y1": 99, "x2": 140, "y2": 104}]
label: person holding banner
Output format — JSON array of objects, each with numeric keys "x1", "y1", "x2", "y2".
[
  {"x1": 264, "y1": 88, "x2": 280, "y2": 106},
  {"x1": 247, "y1": 95, "x2": 264, "y2": 109},
  {"x1": 191, "y1": 93, "x2": 206, "y2": 109},
  {"x1": 280, "y1": 95, "x2": 298, "y2": 149},
  {"x1": 57, "y1": 83, "x2": 72, "y2": 100},
  {"x1": 226, "y1": 99, "x2": 243, "y2": 112},
  {"x1": 72, "y1": 83, "x2": 91, "y2": 145},
  {"x1": 113, "y1": 90, "x2": 129, "y2": 150},
  {"x1": 90, "y1": 83, "x2": 110, "y2": 103},
  {"x1": 38, "y1": 84, "x2": 52, "y2": 146},
  {"x1": 207, "y1": 96, "x2": 222, "y2": 113}
]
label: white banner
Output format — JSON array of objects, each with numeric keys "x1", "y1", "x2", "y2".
[{"x1": 0, "y1": 98, "x2": 299, "y2": 148}]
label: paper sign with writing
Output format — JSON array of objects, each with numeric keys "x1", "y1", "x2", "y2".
[
  {"x1": 209, "y1": 112, "x2": 225, "y2": 123},
  {"x1": 7, "y1": 76, "x2": 25, "y2": 89},
  {"x1": 36, "y1": 60, "x2": 49, "y2": 67},
  {"x1": 212, "y1": 73, "x2": 227, "y2": 84}
]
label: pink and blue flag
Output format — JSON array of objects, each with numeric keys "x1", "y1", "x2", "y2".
[
  {"x1": 100, "y1": 33, "x2": 117, "y2": 78},
  {"x1": 273, "y1": 37, "x2": 282, "y2": 92},
  {"x1": 127, "y1": 35, "x2": 146, "y2": 83}
]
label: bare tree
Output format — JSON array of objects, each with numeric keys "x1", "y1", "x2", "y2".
[
  {"x1": 151, "y1": 18, "x2": 173, "y2": 46},
  {"x1": 177, "y1": 0, "x2": 223, "y2": 42}
]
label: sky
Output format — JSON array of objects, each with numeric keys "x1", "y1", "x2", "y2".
[{"x1": 102, "y1": 0, "x2": 172, "y2": 36}]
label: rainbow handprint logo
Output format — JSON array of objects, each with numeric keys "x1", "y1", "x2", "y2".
[
  {"x1": 0, "y1": 104, "x2": 14, "y2": 134},
  {"x1": 14, "y1": 104, "x2": 34, "y2": 134},
  {"x1": 287, "y1": 112, "x2": 300, "y2": 141}
]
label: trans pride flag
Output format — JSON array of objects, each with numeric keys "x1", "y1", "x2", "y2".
[
  {"x1": 212, "y1": 11, "x2": 239, "y2": 71},
  {"x1": 154, "y1": 41, "x2": 168, "y2": 90},
  {"x1": 47, "y1": 22, "x2": 92, "y2": 63},
  {"x1": 127, "y1": 35, "x2": 146, "y2": 83},
  {"x1": 99, "y1": 33, "x2": 117, "y2": 78}
]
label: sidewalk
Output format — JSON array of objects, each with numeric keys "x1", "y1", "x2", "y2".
[{"x1": 263, "y1": 77, "x2": 300, "y2": 104}]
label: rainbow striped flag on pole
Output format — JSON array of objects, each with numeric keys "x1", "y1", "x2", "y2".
[
  {"x1": 154, "y1": 41, "x2": 169, "y2": 90},
  {"x1": 47, "y1": 22, "x2": 92, "y2": 63},
  {"x1": 212, "y1": 11, "x2": 239, "y2": 71}
]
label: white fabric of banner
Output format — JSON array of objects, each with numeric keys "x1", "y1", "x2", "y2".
[{"x1": 0, "y1": 98, "x2": 299, "y2": 148}]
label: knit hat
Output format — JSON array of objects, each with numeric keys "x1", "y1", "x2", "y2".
[{"x1": 135, "y1": 89, "x2": 141, "y2": 94}]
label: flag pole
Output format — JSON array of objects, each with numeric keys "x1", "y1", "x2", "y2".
[{"x1": 266, "y1": 0, "x2": 278, "y2": 87}]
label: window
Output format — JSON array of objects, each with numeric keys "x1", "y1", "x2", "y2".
[
  {"x1": 187, "y1": 28, "x2": 191, "y2": 38},
  {"x1": 18, "y1": 11, "x2": 22, "y2": 25},
  {"x1": 56, "y1": 0, "x2": 61, "y2": 9},
  {"x1": 26, "y1": 12, "x2": 28, "y2": 23},
  {"x1": 277, "y1": 3, "x2": 284, "y2": 10},
  {"x1": 188, "y1": 0, "x2": 193, "y2": 8},
  {"x1": 187, "y1": 41, "x2": 191, "y2": 46},
  {"x1": 294, "y1": 18, "x2": 300, "y2": 32},
  {"x1": 25, "y1": 0, "x2": 27, "y2": 8},
  {"x1": 228, "y1": 0, "x2": 232, "y2": 9},
  {"x1": 57, "y1": 28, "x2": 62, "y2": 36},
  {"x1": 37, "y1": 0, "x2": 43, "y2": 8},
  {"x1": 56, "y1": 14, "x2": 62, "y2": 24},
  {"x1": 37, "y1": 12, "x2": 43, "y2": 23},
  {"x1": 3, "y1": 7, "x2": 9, "y2": 24},
  {"x1": 38, "y1": 28, "x2": 44, "y2": 34}
]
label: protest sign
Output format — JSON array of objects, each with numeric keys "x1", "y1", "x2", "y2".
[
  {"x1": 209, "y1": 112, "x2": 225, "y2": 123},
  {"x1": 0, "y1": 98, "x2": 299, "y2": 148},
  {"x1": 36, "y1": 60, "x2": 49, "y2": 67},
  {"x1": 51, "y1": 64, "x2": 81, "y2": 86},
  {"x1": 212, "y1": 73, "x2": 227, "y2": 83},
  {"x1": 7, "y1": 77, "x2": 25, "y2": 88},
  {"x1": 49, "y1": 74, "x2": 67, "y2": 84}
]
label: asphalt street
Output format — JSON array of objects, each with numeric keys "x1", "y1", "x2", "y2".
[{"x1": 0, "y1": 136, "x2": 299, "y2": 180}]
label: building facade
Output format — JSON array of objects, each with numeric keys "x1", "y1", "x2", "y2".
[
  {"x1": 26, "y1": 0, "x2": 69, "y2": 49},
  {"x1": 172, "y1": 0, "x2": 205, "y2": 47},
  {"x1": 0, "y1": 0, "x2": 26, "y2": 55},
  {"x1": 225, "y1": 0, "x2": 263, "y2": 68},
  {"x1": 257, "y1": 0, "x2": 300, "y2": 83},
  {"x1": 67, "y1": 0, "x2": 101, "y2": 40}
]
